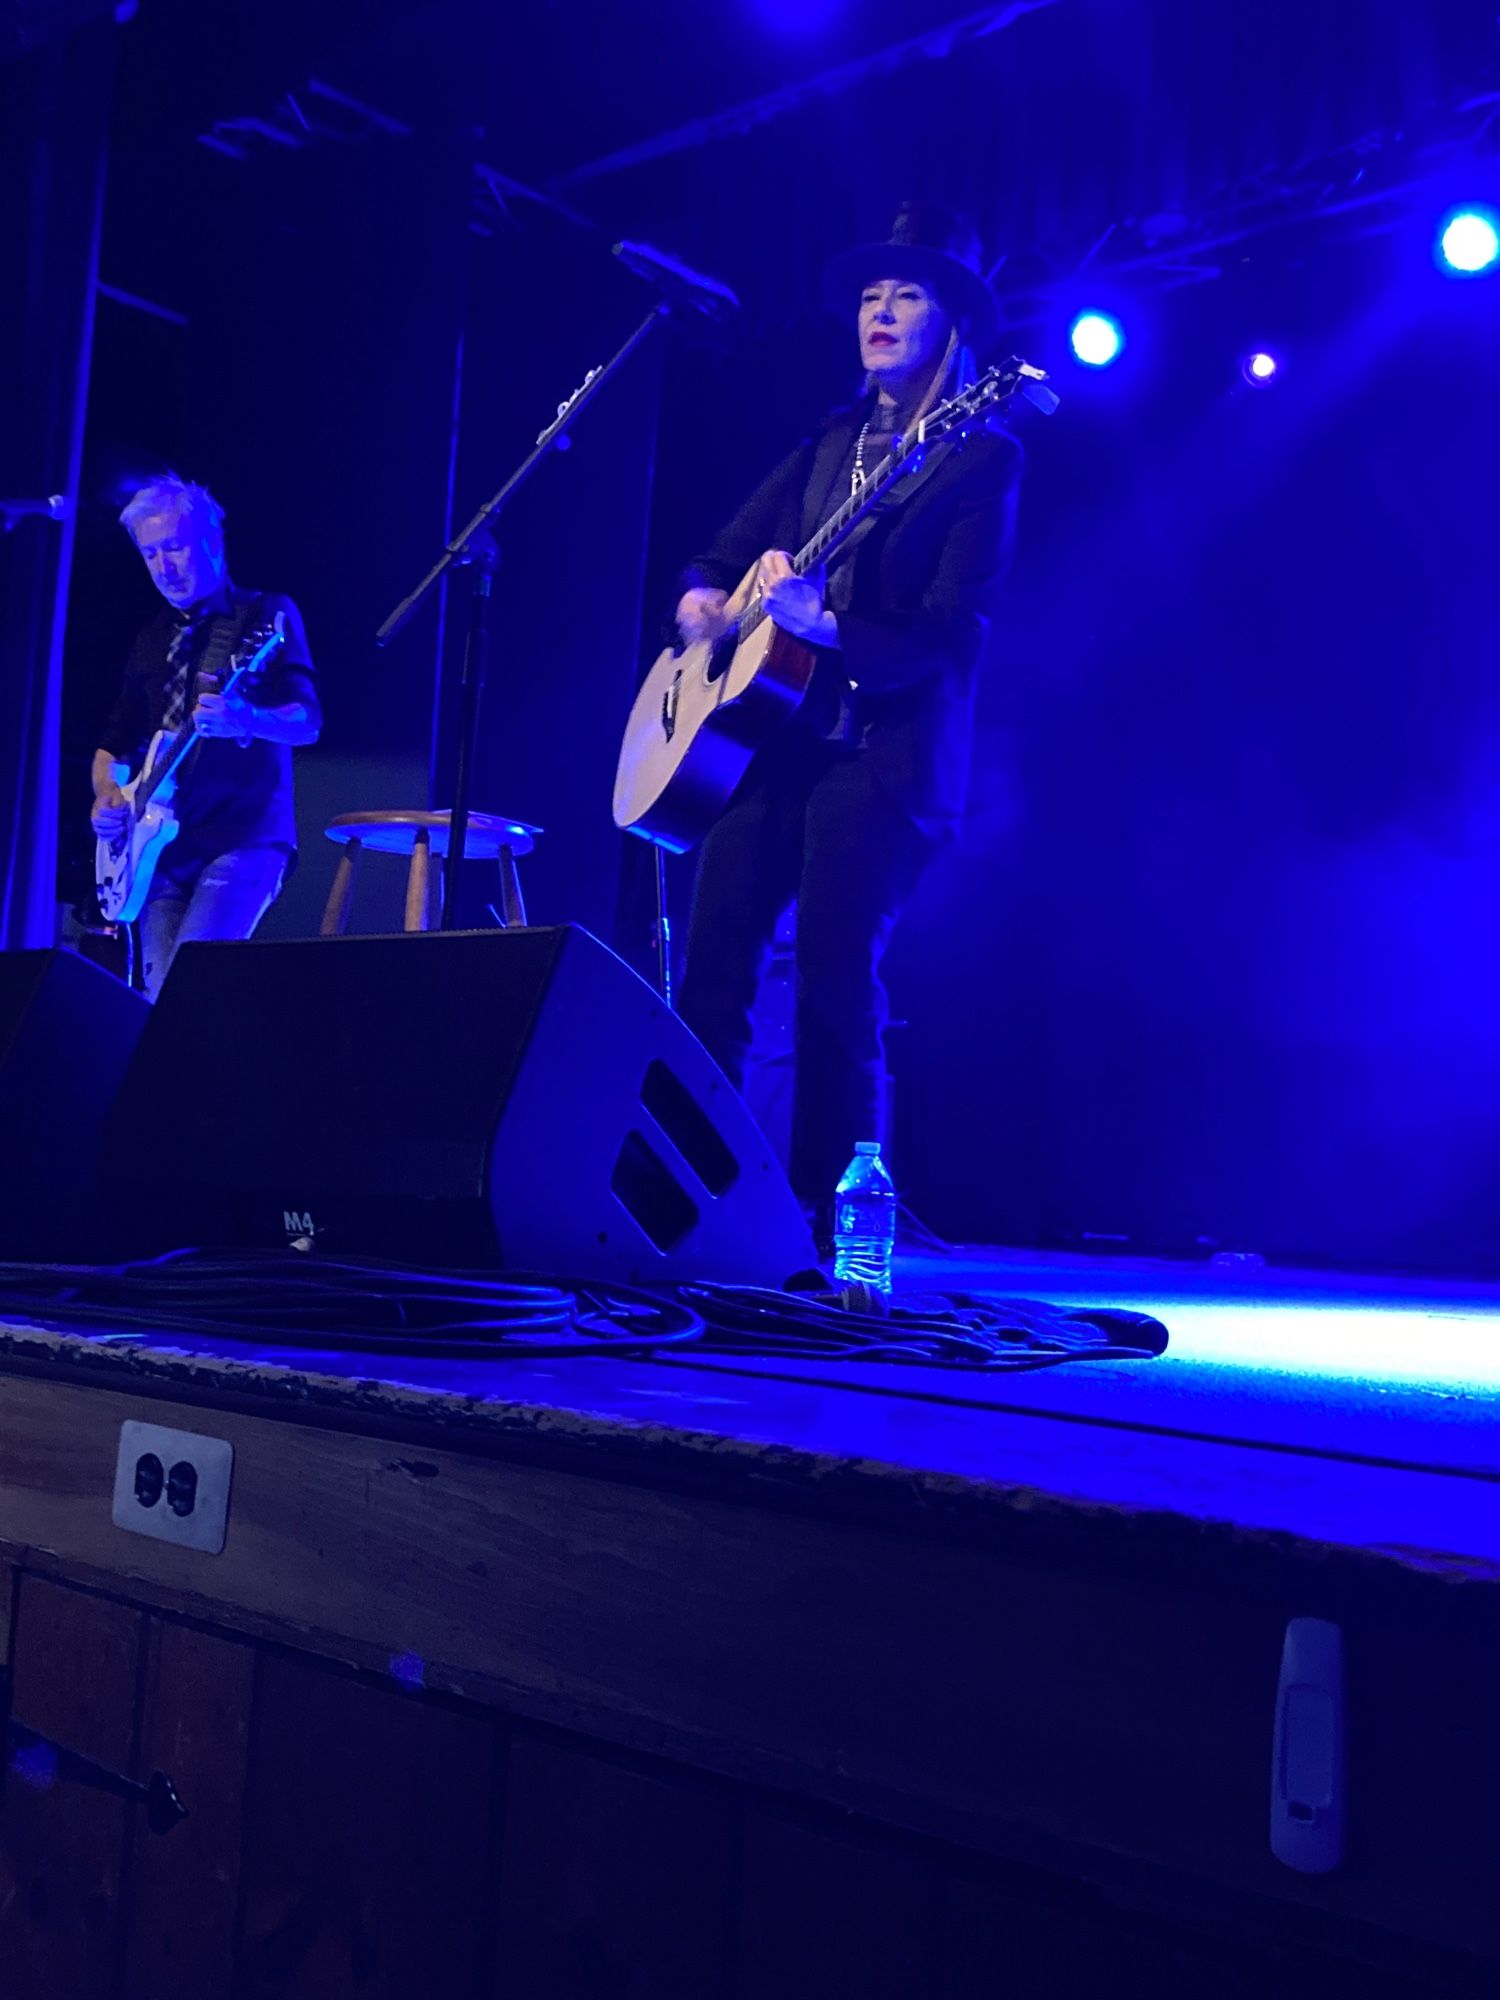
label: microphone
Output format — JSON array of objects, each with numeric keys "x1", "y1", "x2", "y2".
[
  {"x1": 0, "y1": 495, "x2": 66, "y2": 521},
  {"x1": 613, "y1": 240, "x2": 739, "y2": 322}
]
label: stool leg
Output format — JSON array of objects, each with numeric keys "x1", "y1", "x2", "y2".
[
  {"x1": 497, "y1": 845, "x2": 527, "y2": 928},
  {"x1": 321, "y1": 841, "x2": 360, "y2": 936},
  {"x1": 405, "y1": 829, "x2": 433, "y2": 932}
]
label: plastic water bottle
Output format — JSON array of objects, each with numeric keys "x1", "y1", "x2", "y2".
[{"x1": 832, "y1": 1140, "x2": 897, "y2": 1295}]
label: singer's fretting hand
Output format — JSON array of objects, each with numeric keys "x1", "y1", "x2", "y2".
[{"x1": 757, "y1": 551, "x2": 834, "y2": 645}]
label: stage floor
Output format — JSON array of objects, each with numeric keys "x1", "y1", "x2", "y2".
[
  {"x1": 621, "y1": 1241, "x2": 1500, "y2": 1578},
  {"x1": 3, "y1": 1241, "x2": 1498, "y2": 1586},
  {"x1": 897, "y1": 1239, "x2": 1500, "y2": 1454}
]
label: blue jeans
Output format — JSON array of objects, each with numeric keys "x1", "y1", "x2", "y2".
[{"x1": 140, "y1": 846, "x2": 288, "y2": 1002}]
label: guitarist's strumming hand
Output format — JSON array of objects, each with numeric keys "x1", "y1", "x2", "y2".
[
  {"x1": 676, "y1": 587, "x2": 730, "y2": 648},
  {"x1": 757, "y1": 550, "x2": 838, "y2": 648},
  {"x1": 91, "y1": 782, "x2": 129, "y2": 838}
]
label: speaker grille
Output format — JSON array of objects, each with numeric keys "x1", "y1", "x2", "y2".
[
  {"x1": 639, "y1": 1058, "x2": 738, "y2": 1197},
  {"x1": 610, "y1": 1129, "x2": 699, "y2": 1251}
]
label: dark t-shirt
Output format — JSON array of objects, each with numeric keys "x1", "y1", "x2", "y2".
[{"x1": 99, "y1": 581, "x2": 319, "y2": 862}]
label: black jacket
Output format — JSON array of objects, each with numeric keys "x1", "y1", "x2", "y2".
[{"x1": 684, "y1": 401, "x2": 1021, "y2": 837}]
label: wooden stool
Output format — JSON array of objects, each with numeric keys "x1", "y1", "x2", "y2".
[{"x1": 319, "y1": 810, "x2": 541, "y2": 936}]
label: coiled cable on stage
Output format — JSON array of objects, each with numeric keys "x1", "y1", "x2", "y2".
[
  {"x1": 0, "y1": 1253, "x2": 1165, "y2": 1369},
  {"x1": 681, "y1": 1281, "x2": 1168, "y2": 1367},
  {"x1": 0, "y1": 1250, "x2": 704, "y2": 1359}
]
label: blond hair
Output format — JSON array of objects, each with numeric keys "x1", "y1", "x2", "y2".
[{"x1": 119, "y1": 475, "x2": 226, "y2": 543}]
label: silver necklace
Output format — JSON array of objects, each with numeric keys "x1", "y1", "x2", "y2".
[
  {"x1": 851, "y1": 417, "x2": 873, "y2": 495},
  {"x1": 852, "y1": 411, "x2": 900, "y2": 495}
]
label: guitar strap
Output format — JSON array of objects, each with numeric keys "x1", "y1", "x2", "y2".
[
  {"x1": 179, "y1": 590, "x2": 260, "y2": 783},
  {"x1": 193, "y1": 589, "x2": 258, "y2": 694},
  {"x1": 862, "y1": 433, "x2": 960, "y2": 515}
]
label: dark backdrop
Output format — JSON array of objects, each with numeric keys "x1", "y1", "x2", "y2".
[
  {"x1": 0, "y1": 19, "x2": 114, "y2": 950},
  {"x1": 441, "y1": 227, "x2": 666, "y2": 943},
  {"x1": 40, "y1": 0, "x2": 1500, "y2": 1274},
  {"x1": 884, "y1": 238, "x2": 1500, "y2": 1269}
]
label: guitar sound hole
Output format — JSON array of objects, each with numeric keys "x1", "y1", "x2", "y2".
[{"x1": 704, "y1": 632, "x2": 737, "y2": 685}]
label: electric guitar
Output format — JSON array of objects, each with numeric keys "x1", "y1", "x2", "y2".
[
  {"x1": 95, "y1": 612, "x2": 286, "y2": 923},
  {"x1": 612, "y1": 358, "x2": 1057, "y2": 852}
]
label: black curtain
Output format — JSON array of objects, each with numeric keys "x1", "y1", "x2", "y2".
[
  {"x1": 0, "y1": 20, "x2": 115, "y2": 950},
  {"x1": 443, "y1": 227, "x2": 668, "y2": 946}
]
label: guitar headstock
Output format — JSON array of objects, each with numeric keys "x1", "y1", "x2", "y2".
[
  {"x1": 921, "y1": 357, "x2": 1059, "y2": 445},
  {"x1": 232, "y1": 609, "x2": 287, "y2": 663},
  {"x1": 219, "y1": 610, "x2": 287, "y2": 697}
]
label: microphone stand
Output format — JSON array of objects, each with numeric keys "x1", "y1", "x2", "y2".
[
  {"x1": 653, "y1": 847, "x2": 673, "y2": 1009},
  {"x1": 0, "y1": 496, "x2": 66, "y2": 532},
  {"x1": 376, "y1": 302, "x2": 669, "y2": 928}
]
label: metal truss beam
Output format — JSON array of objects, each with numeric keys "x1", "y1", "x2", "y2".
[{"x1": 553, "y1": 0, "x2": 1059, "y2": 188}]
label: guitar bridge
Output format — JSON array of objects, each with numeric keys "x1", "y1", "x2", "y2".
[{"x1": 661, "y1": 669, "x2": 681, "y2": 743}]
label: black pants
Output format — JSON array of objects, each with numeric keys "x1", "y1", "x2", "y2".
[{"x1": 677, "y1": 732, "x2": 935, "y2": 1210}]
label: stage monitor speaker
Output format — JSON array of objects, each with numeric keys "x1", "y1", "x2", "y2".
[
  {"x1": 105, "y1": 925, "x2": 817, "y2": 1284},
  {"x1": 0, "y1": 948, "x2": 150, "y2": 1261}
]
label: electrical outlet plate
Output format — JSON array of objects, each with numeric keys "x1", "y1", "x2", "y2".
[{"x1": 111, "y1": 1419, "x2": 234, "y2": 1554}]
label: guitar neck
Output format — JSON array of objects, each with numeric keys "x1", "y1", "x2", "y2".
[
  {"x1": 138, "y1": 721, "x2": 200, "y2": 804},
  {"x1": 795, "y1": 433, "x2": 917, "y2": 576}
]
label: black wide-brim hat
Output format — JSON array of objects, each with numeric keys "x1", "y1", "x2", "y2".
[{"x1": 823, "y1": 199, "x2": 1001, "y2": 357}]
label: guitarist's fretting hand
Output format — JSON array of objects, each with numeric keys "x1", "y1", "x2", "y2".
[
  {"x1": 757, "y1": 551, "x2": 837, "y2": 648},
  {"x1": 91, "y1": 782, "x2": 129, "y2": 837},
  {"x1": 192, "y1": 691, "x2": 256, "y2": 742}
]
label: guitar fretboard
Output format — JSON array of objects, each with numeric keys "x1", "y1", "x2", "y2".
[{"x1": 799, "y1": 434, "x2": 909, "y2": 572}]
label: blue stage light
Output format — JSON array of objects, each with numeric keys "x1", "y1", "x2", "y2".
[
  {"x1": 1069, "y1": 311, "x2": 1124, "y2": 367},
  {"x1": 1436, "y1": 207, "x2": 1500, "y2": 276},
  {"x1": 1242, "y1": 350, "x2": 1279, "y2": 385},
  {"x1": 1147, "y1": 1299, "x2": 1500, "y2": 1391}
]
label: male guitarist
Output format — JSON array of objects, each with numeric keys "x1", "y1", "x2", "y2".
[
  {"x1": 673, "y1": 203, "x2": 1023, "y2": 1241},
  {"x1": 90, "y1": 476, "x2": 320, "y2": 999}
]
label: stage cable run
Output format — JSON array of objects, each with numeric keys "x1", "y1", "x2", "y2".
[{"x1": 0, "y1": 1250, "x2": 1165, "y2": 1370}]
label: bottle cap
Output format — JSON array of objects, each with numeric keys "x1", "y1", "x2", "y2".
[{"x1": 855, "y1": 1141, "x2": 880, "y2": 1154}]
